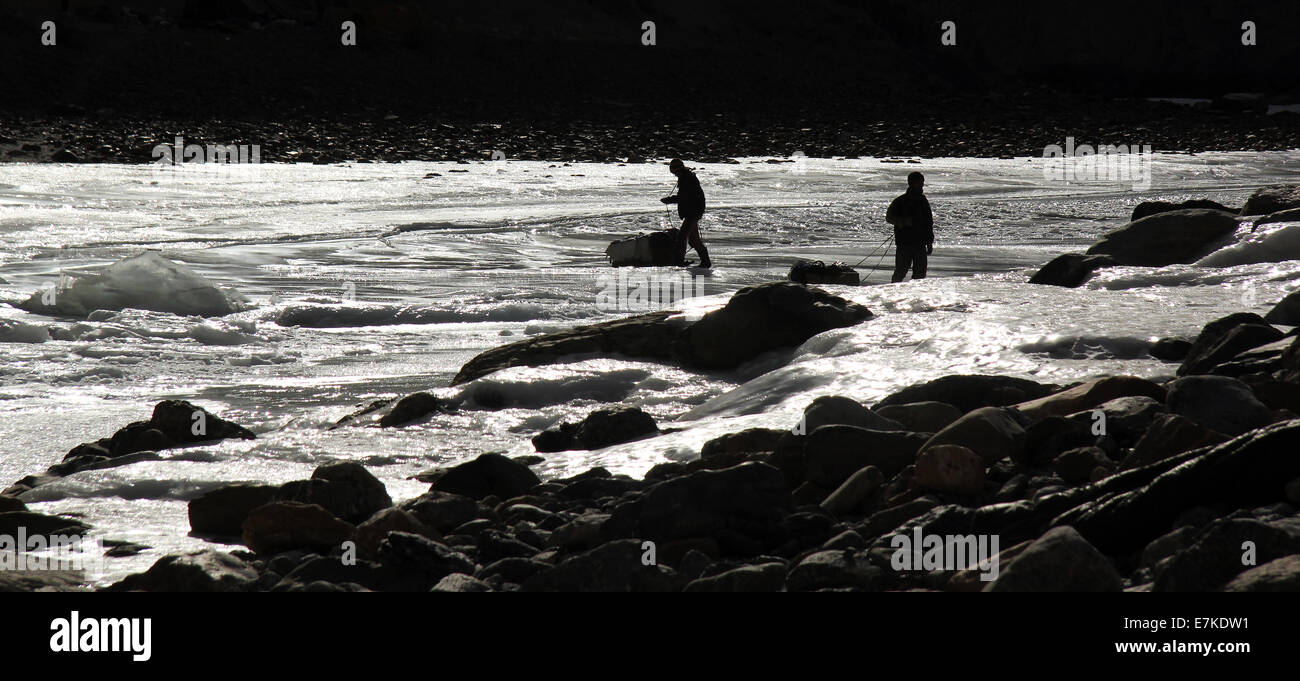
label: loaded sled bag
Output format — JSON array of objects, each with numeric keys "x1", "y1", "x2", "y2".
[
  {"x1": 788, "y1": 260, "x2": 861, "y2": 286},
  {"x1": 605, "y1": 228, "x2": 683, "y2": 267}
]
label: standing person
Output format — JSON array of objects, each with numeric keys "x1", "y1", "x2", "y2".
[
  {"x1": 661, "y1": 158, "x2": 711, "y2": 268},
  {"x1": 886, "y1": 171, "x2": 934, "y2": 282}
]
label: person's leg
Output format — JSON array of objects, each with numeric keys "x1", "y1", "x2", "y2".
[
  {"x1": 678, "y1": 217, "x2": 699, "y2": 263},
  {"x1": 686, "y1": 218, "x2": 711, "y2": 267},
  {"x1": 891, "y1": 245, "x2": 912, "y2": 283},
  {"x1": 912, "y1": 246, "x2": 928, "y2": 279}
]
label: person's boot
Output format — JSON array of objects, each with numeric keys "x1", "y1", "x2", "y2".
[{"x1": 697, "y1": 247, "x2": 712, "y2": 268}]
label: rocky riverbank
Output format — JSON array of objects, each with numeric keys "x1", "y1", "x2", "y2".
[{"x1": 5, "y1": 213, "x2": 1300, "y2": 590}]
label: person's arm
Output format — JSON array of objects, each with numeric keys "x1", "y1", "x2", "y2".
[
  {"x1": 661, "y1": 195, "x2": 678, "y2": 204},
  {"x1": 922, "y1": 198, "x2": 935, "y2": 253},
  {"x1": 886, "y1": 197, "x2": 908, "y2": 226}
]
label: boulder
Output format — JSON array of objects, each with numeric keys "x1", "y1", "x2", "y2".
[
  {"x1": 1254, "y1": 206, "x2": 1300, "y2": 228},
  {"x1": 1056, "y1": 421, "x2": 1300, "y2": 555},
  {"x1": 1131, "y1": 199, "x2": 1236, "y2": 221},
  {"x1": 804, "y1": 426, "x2": 931, "y2": 485},
  {"x1": 1065, "y1": 395, "x2": 1164, "y2": 448},
  {"x1": 431, "y1": 573, "x2": 493, "y2": 592},
  {"x1": 430, "y1": 453, "x2": 541, "y2": 500},
  {"x1": 0, "y1": 511, "x2": 90, "y2": 537},
  {"x1": 0, "y1": 495, "x2": 26, "y2": 513},
  {"x1": 1027, "y1": 253, "x2": 1117, "y2": 287},
  {"x1": 1084, "y1": 209, "x2": 1240, "y2": 266},
  {"x1": 819, "y1": 465, "x2": 884, "y2": 516},
  {"x1": 1166, "y1": 375, "x2": 1274, "y2": 436},
  {"x1": 452, "y1": 282, "x2": 872, "y2": 383},
  {"x1": 875, "y1": 375, "x2": 1057, "y2": 414},
  {"x1": 786, "y1": 550, "x2": 882, "y2": 591},
  {"x1": 522, "y1": 539, "x2": 677, "y2": 592},
  {"x1": 699, "y1": 428, "x2": 786, "y2": 459},
  {"x1": 604, "y1": 462, "x2": 793, "y2": 554},
  {"x1": 1120, "y1": 413, "x2": 1227, "y2": 470},
  {"x1": 683, "y1": 562, "x2": 786, "y2": 592},
  {"x1": 355, "y1": 508, "x2": 441, "y2": 559},
  {"x1": 983, "y1": 526, "x2": 1122, "y2": 592},
  {"x1": 1052, "y1": 447, "x2": 1112, "y2": 484},
  {"x1": 921, "y1": 407, "x2": 1026, "y2": 465},
  {"x1": 378, "y1": 532, "x2": 477, "y2": 585},
  {"x1": 676, "y1": 282, "x2": 873, "y2": 370},
  {"x1": 1179, "y1": 320, "x2": 1284, "y2": 376},
  {"x1": 398, "y1": 491, "x2": 485, "y2": 533},
  {"x1": 1222, "y1": 555, "x2": 1300, "y2": 592},
  {"x1": 1155, "y1": 518, "x2": 1300, "y2": 591},
  {"x1": 873, "y1": 401, "x2": 962, "y2": 433},
  {"x1": 1019, "y1": 416, "x2": 1098, "y2": 466},
  {"x1": 106, "y1": 550, "x2": 258, "y2": 593},
  {"x1": 913, "y1": 445, "x2": 986, "y2": 495},
  {"x1": 452, "y1": 310, "x2": 681, "y2": 385},
  {"x1": 1013, "y1": 375, "x2": 1165, "y2": 422},
  {"x1": 1149, "y1": 337, "x2": 1192, "y2": 362},
  {"x1": 1263, "y1": 291, "x2": 1300, "y2": 326},
  {"x1": 275, "y1": 461, "x2": 392, "y2": 524},
  {"x1": 1240, "y1": 184, "x2": 1300, "y2": 216},
  {"x1": 241, "y1": 501, "x2": 355, "y2": 555},
  {"x1": 187, "y1": 483, "x2": 278, "y2": 537},
  {"x1": 802, "y1": 395, "x2": 903, "y2": 432},
  {"x1": 108, "y1": 400, "x2": 255, "y2": 456},
  {"x1": 532, "y1": 406, "x2": 659, "y2": 452}
]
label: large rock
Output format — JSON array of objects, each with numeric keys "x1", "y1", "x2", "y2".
[
  {"x1": 1121, "y1": 413, "x2": 1227, "y2": 470},
  {"x1": 377, "y1": 532, "x2": 477, "y2": 585},
  {"x1": 1223, "y1": 555, "x2": 1300, "y2": 592},
  {"x1": 354, "y1": 507, "x2": 441, "y2": 559},
  {"x1": 275, "y1": 461, "x2": 392, "y2": 524},
  {"x1": 913, "y1": 445, "x2": 986, "y2": 495},
  {"x1": 522, "y1": 539, "x2": 677, "y2": 592},
  {"x1": 18, "y1": 251, "x2": 246, "y2": 318},
  {"x1": 398, "y1": 491, "x2": 485, "y2": 533},
  {"x1": 1263, "y1": 291, "x2": 1300, "y2": 326},
  {"x1": 532, "y1": 406, "x2": 659, "y2": 452},
  {"x1": 875, "y1": 375, "x2": 1057, "y2": 414},
  {"x1": 699, "y1": 428, "x2": 786, "y2": 459},
  {"x1": 452, "y1": 310, "x2": 681, "y2": 385},
  {"x1": 873, "y1": 401, "x2": 962, "y2": 433},
  {"x1": 1132, "y1": 199, "x2": 1236, "y2": 221},
  {"x1": 1014, "y1": 376, "x2": 1165, "y2": 422},
  {"x1": 452, "y1": 282, "x2": 872, "y2": 383},
  {"x1": 786, "y1": 549, "x2": 882, "y2": 591},
  {"x1": 107, "y1": 550, "x2": 259, "y2": 593},
  {"x1": 430, "y1": 453, "x2": 541, "y2": 500},
  {"x1": 188, "y1": 483, "x2": 278, "y2": 537},
  {"x1": 819, "y1": 465, "x2": 884, "y2": 515},
  {"x1": 983, "y1": 526, "x2": 1122, "y2": 592},
  {"x1": 0, "y1": 511, "x2": 90, "y2": 537},
  {"x1": 1240, "y1": 184, "x2": 1300, "y2": 216},
  {"x1": 1084, "y1": 209, "x2": 1240, "y2": 266},
  {"x1": 107, "y1": 400, "x2": 255, "y2": 457},
  {"x1": 1027, "y1": 253, "x2": 1117, "y2": 287},
  {"x1": 802, "y1": 395, "x2": 902, "y2": 432},
  {"x1": 1166, "y1": 375, "x2": 1274, "y2": 436},
  {"x1": 1056, "y1": 421, "x2": 1300, "y2": 555},
  {"x1": 1065, "y1": 395, "x2": 1164, "y2": 448},
  {"x1": 921, "y1": 407, "x2": 1026, "y2": 465},
  {"x1": 241, "y1": 501, "x2": 355, "y2": 555},
  {"x1": 1155, "y1": 517, "x2": 1300, "y2": 591},
  {"x1": 683, "y1": 562, "x2": 786, "y2": 592},
  {"x1": 1178, "y1": 316, "x2": 1284, "y2": 376},
  {"x1": 1254, "y1": 206, "x2": 1300, "y2": 228},
  {"x1": 604, "y1": 462, "x2": 793, "y2": 554},
  {"x1": 676, "y1": 282, "x2": 873, "y2": 369},
  {"x1": 804, "y1": 426, "x2": 930, "y2": 485}
]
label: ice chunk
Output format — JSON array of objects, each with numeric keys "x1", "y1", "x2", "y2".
[
  {"x1": 0, "y1": 319, "x2": 50, "y2": 343},
  {"x1": 19, "y1": 252, "x2": 248, "y2": 318}
]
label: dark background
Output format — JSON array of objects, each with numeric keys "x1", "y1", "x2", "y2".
[{"x1": 1, "y1": 0, "x2": 1299, "y2": 161}]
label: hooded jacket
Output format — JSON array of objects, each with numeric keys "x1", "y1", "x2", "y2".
[{"x1": 886, "y1": 187, "x2": 934, "y2": 248}]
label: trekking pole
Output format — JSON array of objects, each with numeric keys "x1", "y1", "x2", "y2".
[{"x1": 863, "y1": 236, "x2": 894, "y2": 280}]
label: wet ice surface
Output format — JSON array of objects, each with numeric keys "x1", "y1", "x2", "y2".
[{"x1": 2, "y1": 153, "x2": 1299, "y2": 584}]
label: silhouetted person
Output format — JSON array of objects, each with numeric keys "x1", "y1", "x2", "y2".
[
  {"x1": 661, "y1": 158, "x2": 711, "y2": 267},
  {"x1": 886, "y1": 171, "x2": 934, "y2": 282}
]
